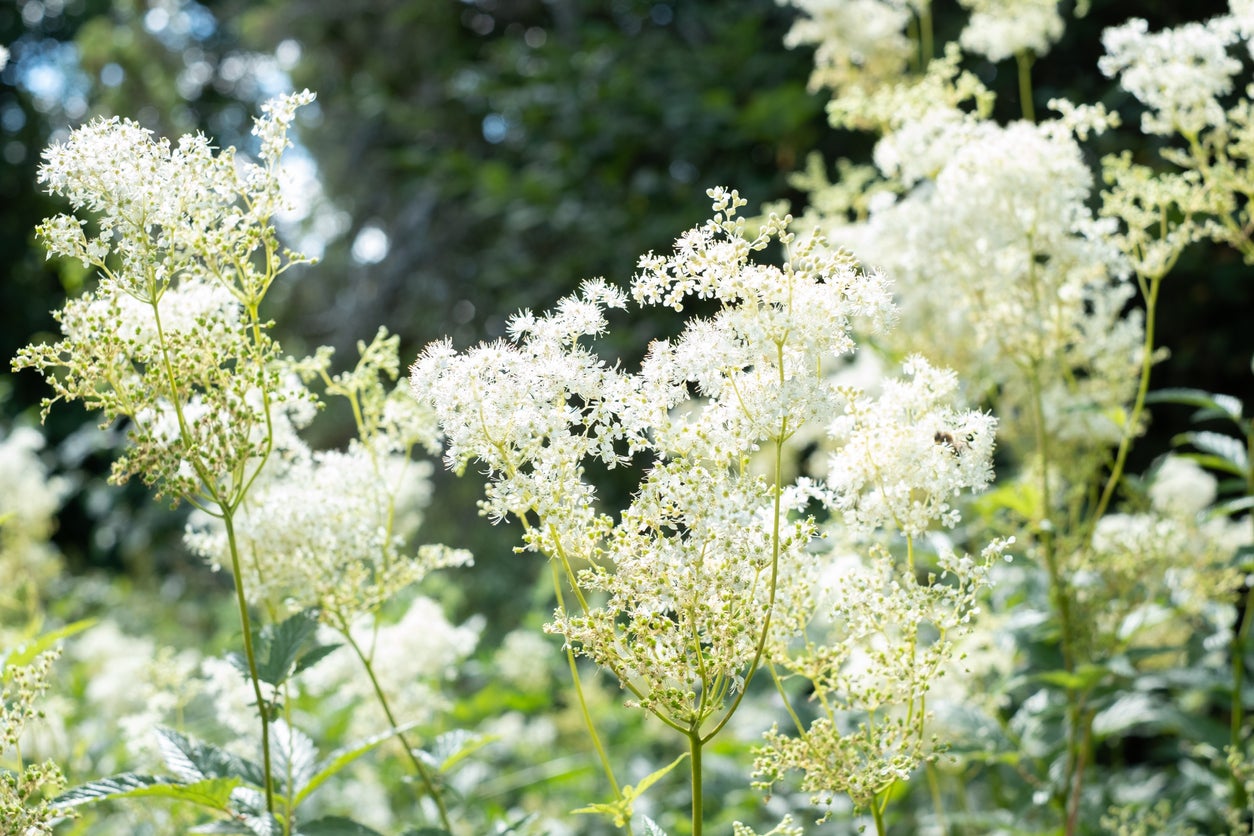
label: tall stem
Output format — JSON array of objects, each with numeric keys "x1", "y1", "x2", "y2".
[
  {"x1": 689, "y1": 731, "x2": 704, "y2": 836},
  {"x1": 222, "y1": 511, "x2": 274, "y2": 813},
  {"x1": 549, "y1": 561, "x2": 633, "y2": 836},
  {"x1": 1230, "y1": 432, "x2": 1254, "y2": 811},
  {"x1": 1091, "y1": 272, "x2": 1162, "y2": 526},
  {"x1": 341, "y1": 628, "x2": 452, "y2": 832},
  {"x1": 1016, "y1": 51, "x2": 1036, "y2": 123}
]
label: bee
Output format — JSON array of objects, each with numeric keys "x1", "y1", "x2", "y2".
[{"x1": 934, "y1": 430, "x2": 970, "y2": 455}]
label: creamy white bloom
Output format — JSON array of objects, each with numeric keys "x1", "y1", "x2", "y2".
[
  {"x1": 1149, "y1": 455, "x2": 1218, "y2": 516},
  {"x1": 779, "y1": 0, "x2": 915, "y2": 93},
  {"x1": 1099, "y1": 16, "x2": 1242, "y2": 136},
  {"x1": 826, "y1": 356, "x2": 996, "y2": 537},
  {"x1": 414, "y1": 189, "x2": 995, "y2": 751},
  {"x1": 959, "y1": 0, "x2": 1065, "y2": 62}
]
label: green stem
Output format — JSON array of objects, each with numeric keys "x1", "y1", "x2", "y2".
[
  {"x1": 919, "y1": 6, "x2": 934, "y2": 68},
  {"x1": 1016, "y1": 51, "x2": 1036, "y2": 123},
  {"x1": 689, "y1": 731, "x2": 704, "y2": 836},
  {"x1": 1236, "y1": 431, "x2": 1254, "y2": 811},
  {"x1": 871, "y1": 790, "x2": 888, "y2": 836},
  {"x1": 926, "y1": 762, "x2": 947, "y2": 836},
  {"x1": 341, "y1": 628, "x2": 452, "y2": 832},
  {"x1": 222, "y1": 511, "x2": 274, "y2": 813},
  {"x1": 549, "y1": 561, "x2": 633, "y2": 836},
  {"x1": 1091, "y1": 273, "x2": 1162, "y2": 527}
]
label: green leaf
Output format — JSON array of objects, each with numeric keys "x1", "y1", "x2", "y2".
[
  {"x1": 256, "y1": 609, "x2": 321, "y2": 687},
  {"x1": 1091, "y1": 692, "x2": 1168, "y2": 739},
  {"x1": 121, "y1": 777, "x2": 240, "y2": 810},
  {"x1": 1211, "y1": 496, "x2": 1254, "y2": 520},
  {"x1": 422, "y1": 729, "x2": 493, "y2": 773},
  {"x1": 1147, "y1": 387, "x2": 1245, "y2": 424},
  {"x1": 572, "y1": 753, "x2": 689, "y2": 828},
  {"x1": 53, "y1": 774, "x2": 172, "y2": 808},
  {"x1": 296, "y1": 816, "x2": 386, "y2": 836},
  {"x1": 271, "y1": 721, "x2": 319, "y2": 798},
  {"x1": 292, "y1": 642, "x2": 342, "y2": 678},
  {"x1": 156, "y1": 728, "x2": 265, "y2": 787},
  {"x1": 293, "y1": 721, "x2": 422, "y2": 807},
  {"x1": 2, "y1": 619, "x2": 96, "y2": 671},
  {"x1": 1035, "y1": 664, "x2": 1109, "y2": 691},
  {"x1": 971, "y1": 480, "x2": 1041, "y2": 522},
  {"x1": 1173, "y1": 430, "x2": 1248, "y2": 473},
  {"x1": 641, "y1": 816, "x2": 669, "y2": 836}
]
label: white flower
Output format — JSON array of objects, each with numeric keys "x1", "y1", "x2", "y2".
[
  {"x1": 826, "y1": 356, "x2": 996, "y2": 537},
  {"x1": 959, "y1": 0, "x2": 1065, "y2": 63},
  {"x1": 1099, "y1": 16, "x2": 1242, "y2": 136},
  {"x1": 1148, "y1": 455, "x2": 1218, "y2": 516},
  {"x1": 779, "y1": 0, "x2": 915, "y2": 93}
]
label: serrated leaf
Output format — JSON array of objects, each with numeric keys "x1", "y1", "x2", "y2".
[
  {"x1": 422, "y1": 729, "x2": 493, "y2": 773},
  {"x1": 296, "y1": 816, "x2": 386, "y2": 836},
  {"x1": 53, "y1": 774, "x2": 171, "y2": 808},
  {"x1": 192, "y1": 823, "x2": 258, "y2": 834},
  {"x1": 292, "y1": 642, "x2": 341, "y2": 677},
  {"x1": 293, "y1": 720, "x2": 422, "y2": 807},
  {"x1": 641, "y1": 816, "x2": 669, "y2": 836},
  {"x1": 241, "y1": 813, "x2": 283, "y2": 836},
  {"x1": 271, "y1": 720, "x2": 318, "y2": 797},
  {"x1": 572, "y1": 753, "x2": 688, "y2": 828},
  {"x1": 1174, "y1": 430, "x2": 1248, "y2": 472},
  {"x1": 155, "y1": 728, "x2": 265, "y2": 787},
  {"x1": 124, "y1": 777, "x2": 240, "y2": 810},
  {"x1": 2, "y1": 619, "x2": 96, "y2": 671},
  {"x1": 256, "y1": 609, "x2": 321, "y2": 687},
  {"x1": 1091, "y1": 692, "x2": 1167, "y2": 738}
]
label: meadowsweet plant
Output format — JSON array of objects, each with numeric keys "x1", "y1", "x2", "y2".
[
  {"x1": 0, "y1": 649, "x2": 73, "y2": 836},
  {"x1": 412, "y1": 187, "x2": 1000, "y2": 832},
  {"x1": 13, "y1": 93, "x2": 474, "y2": 834},
  {"x1": 778, "y1": 0, "x2": 1254, "y2": 830}
]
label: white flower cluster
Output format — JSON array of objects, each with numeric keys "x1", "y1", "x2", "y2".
[
  {"x1": 413, "y1": 188, "x2": 997, "y2": 748},
  {"x1": 756, "y1": 538, "x2": 1006, "y2": 810},
  {"x1": 14, "y1": 91, "x2": 319, "y2": 505},
  {"x1": 185, "y1": 329, "x2": 470, "y2": 620},
  {"x1": 843, "y1": 117, "x2": 1143, "y2": 453},
  {"x1": 826, "y1": 356, "x2": 996, "y2": 536},
  {"x1": 1099, "y1": 16, "x2": 1242, "y2": 136},
  {"x1": 958, "y1": 0, "x2": 1065, "y2": 63},
  {"x1": 779, "y1": 0, "x2": 916, "y2": 93}
]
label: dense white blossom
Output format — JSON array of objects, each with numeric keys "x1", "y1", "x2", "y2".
[
  {"x1": 1149, "y1": 455, "x2": 1219, "y2": 516},
  {"x1": 846, "y1": 119, "x2": 1143, "y2": 452},
  {"x1": 1099, "y1": 17, "x2": 1242, "y2": 136},
  {"x1": 959, "y1": 0, "x2": 1065, "y2": 62},
  {"x1": 413, "y1": 189, "x2": 1000, "y2": 792},
  {"x1": 826, "y1": 356, "x2": 996, "y2": 537},
  {"x1": 15, "y1": 91, "x2": 319, "y2": 505},
  {"x1": 778, "y1": 0, "x2": 915, "y2": 93}
]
